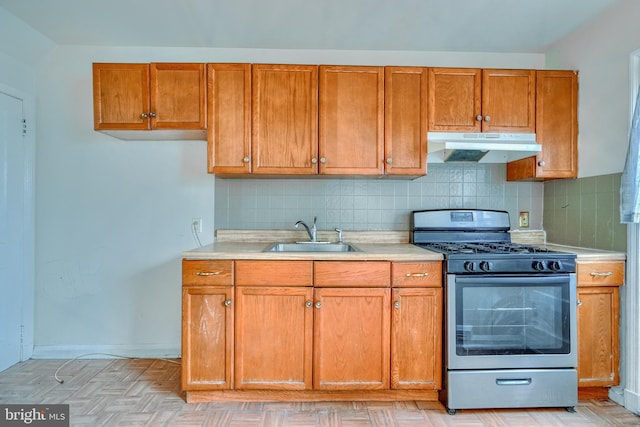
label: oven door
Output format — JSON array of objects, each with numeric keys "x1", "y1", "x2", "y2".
[{"x1": 446, "y1": 273, "x2": 577, "y2": 370}]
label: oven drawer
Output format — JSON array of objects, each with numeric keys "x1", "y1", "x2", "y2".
[{"x1": 447, "y1": 369, "x2": 577, "y2": 411}]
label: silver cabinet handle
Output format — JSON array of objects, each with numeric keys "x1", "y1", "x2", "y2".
[
  {"x1": 305, "y1": 301, "x2": 312, "y2": 308},
  {"x1": 311, "y1": 158, "x2": 318, "y2": 164},
  {"x1": 386, "y1": 157, "x2": 393, "y2": 164},
  {"x1": 476, "y1": 115, "x2": 483, "y2": 121},
  {"x1": 484, "y1": 115, "x2": 491, "y2": 122},
  {"x1": 320, "y1": 157, "x2": 327, "y2": 163},
  {"x1": 196, "y1": 271, "x2": 220, "y2": 276},
  {"x1": 315, "y1": 301, "x2": 322, "y2": 309},
  {"x1": 141, "y1": 113, "x2": 149, "y2": 118},
  {"x1": 405, "y1": 272, "x2": 429, "y2": 277},
  {"x1": 577, "y1": 300, "x2": 583, "y2": 306},
  {"x1": 590, "y1": 271, "x2": 613, "y2": 277},
  {"x1": 243, "y1": 156, "x2": 250, "y2": 163},
  {"x1": 394, "y1": 301, "x2": 400, "y2": 309},
  {"x1": 224, "y1": 299, "x2": 232, "y2": 307},
  {"x1": 149, "y1": 112, "x2": 156, "y2": 118},
  {"x1": 538, "y1": 160, "x2": 546, "y2": 167}
]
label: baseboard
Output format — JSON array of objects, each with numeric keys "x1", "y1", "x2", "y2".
[
  {"x1": 624, "y1": 388, "x2": 640, "y2": 414},
  {"x1": 31, "y1": 344, "x2": 180, "y2": 360}
]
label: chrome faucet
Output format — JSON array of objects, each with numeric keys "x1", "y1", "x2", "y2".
[{"x1": 295, "y1": 216, "x2": 317, "y2": 242}]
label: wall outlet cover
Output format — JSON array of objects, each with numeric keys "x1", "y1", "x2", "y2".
[{"x1": 519, "y1": 212, "x2": 530, "y2": 228}]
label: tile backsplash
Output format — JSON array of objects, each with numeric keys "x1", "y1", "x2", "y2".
[
  {"x1": 544, "y1": 173, "x2": 627, "y2": 251},
  {"x1": 214, "y1": 163, "x2": 543, "y2": 232}
]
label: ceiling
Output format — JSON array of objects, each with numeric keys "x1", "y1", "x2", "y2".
[{"x1": 0, "y1": 0, "x2": 623, "y2": 53}]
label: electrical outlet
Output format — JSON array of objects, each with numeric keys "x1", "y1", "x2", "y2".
[
  {"x1": 192, "y1": 218, "x2": 202, "y2": 233},
  {"x1": 519, "y1": 212, "x2": 530, "y2": 228}
]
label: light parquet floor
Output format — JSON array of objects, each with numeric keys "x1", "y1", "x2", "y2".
[{"x1": 0, "y1": 358, "x2": 639, "y2": 426}]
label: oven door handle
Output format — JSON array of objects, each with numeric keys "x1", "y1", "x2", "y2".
[
  {"x1": 496, "y1": 378, "x2": 532, "y2": 386},
  {"x1": 452, "y1": 274, "x2": 571, "y2": 286}
]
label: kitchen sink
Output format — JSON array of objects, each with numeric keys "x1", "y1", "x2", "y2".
[{"x1": 264, "y1": 242, "x2": 361, "y2": 253}]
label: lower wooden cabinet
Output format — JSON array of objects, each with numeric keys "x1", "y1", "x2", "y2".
[
  {"x1": 235, "y1": 286, "x2": 313, "y2": 390},
  {"x1": 576, "y1": 260, "x2": 624, "y2": 390},
  {"x1": 182, "y1": 259, "x2": 443, "y2": 401},
  {"x1": 391, "y1": 287, "x2": 443, "y2": 390},
  {"x1": 181, "y1": 285, "x2": 234, "y2": 390},
  {"x1": 313, "y1": 287, "x2": 391, "y2": 390}
]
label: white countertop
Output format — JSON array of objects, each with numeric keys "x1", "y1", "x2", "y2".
[{"x1": 181, "y1": 230, "x2": 626, "y2": 262}]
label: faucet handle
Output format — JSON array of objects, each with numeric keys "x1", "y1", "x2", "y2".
[{"x1": 335, "y1": 228, "x2": 343, "y2": 243}]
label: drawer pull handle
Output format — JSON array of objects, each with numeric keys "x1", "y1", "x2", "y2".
[
  {"x1": 224, "y1": 299, "x2": 232, "y2": 307},
  {"x1": 496, "y1": 378, "x2": 532, "y2": 386},
  {"x1": 406, "y1": 273, "x2": 429, "y2": 277},
  {"x1": 590, "y1": 271, "x2": 613, "y2": 277},
  {"x1": 196, "y1": 271, "x2": 220, "y2": 276}
]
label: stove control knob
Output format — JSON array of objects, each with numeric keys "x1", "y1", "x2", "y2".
[
  {"x1": 532, "y1": 261, "x2": 546, "y2": 271},
  {"x1": 479, "y1": 261, "x2": 493, "y2": 272},
  {"x1": 548, "y1": 260, "x2": 563, "y2": 272},
  {"x1": 464, "y1": 261, "x2": 476, "y2": 272}
]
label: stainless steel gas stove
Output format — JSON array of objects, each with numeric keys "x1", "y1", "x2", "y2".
[{"x1": 411, "y1": 209, "x2": 578, "y2": 415}]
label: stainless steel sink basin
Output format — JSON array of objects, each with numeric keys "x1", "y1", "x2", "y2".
[{"x1": 264, "y1": 242, "x2": 361, "y2": 253}]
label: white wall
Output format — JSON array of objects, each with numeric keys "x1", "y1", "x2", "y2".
[
  {"x1": 545, "y1": 0, "x2": 640, "y2": 178},
  {"x1": 27, "y1": 46, "x2": 544, "y2": 357}
]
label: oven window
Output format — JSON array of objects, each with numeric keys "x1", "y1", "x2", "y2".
[{"x1": 455, "y1": 278, "x2": 571, "y2": 355}]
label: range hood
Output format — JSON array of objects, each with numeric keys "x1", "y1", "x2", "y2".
[{"x1": 427, "y1": 132, "x2": 541, "y2": 163}]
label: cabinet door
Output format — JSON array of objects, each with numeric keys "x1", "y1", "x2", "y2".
[
  {"x1": 313, "y1": 287, "x2": 390, "y2": 390},
  {"x1": 391, "y1": 288, "x2": 442, "y2": 390},
  {"x1": 384, "y1": 67, "x2": 427, "y2": 176},
  {"x1": 319, "y1": 66, "x2": 384, "y2": 175},
  {"x1": 182, "y1": 286, "x2": 233, "y2": 390},
  {"x1": 481, "y1": 69, "x2": 535, "y2": 133},
  {"x1": 207, "y1": 63, "x2": 252, "y2": 174},
  {"x1": 93, "y1": 63, "x2": 150, "y2": 130},
  {"x1": 507, "y1": 70, "x2": 578, "y2": 181},
  {"x1": 149, "y1": 63, "x2": 206, "y2": 130},
  {"x1": 252, "y1": 64, "x2": 318, "y2": 174},
  {"x1": 427, "y1": 68, "x2": 481, "y2": 132},
  {"x1": 577, "y1": 286, "x2": 620, "y2": 387},
  {"x1": 235, "y1": 286, "x2": 314, "y2": 390}
]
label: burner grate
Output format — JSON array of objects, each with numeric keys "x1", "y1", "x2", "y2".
[{"x1": 419, "y1": 242, "x2": 556, "y2": 255}]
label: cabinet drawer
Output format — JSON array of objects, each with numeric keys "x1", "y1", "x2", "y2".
[
  {"x1": 577, "y1": 261, "x2": 625, "y2": 287},
  {"x1": 314, "y1": 261, "x2": 390, "y2": 287},
  {"x1": 235, "y1": 260, "x2": 313, "y2": 286},
  {"x1": 182, "y1": 260, "x2": 233, "y2": 286},
  {"x1": 391, "y1": 262, "x2": 442, "y2": 287}
]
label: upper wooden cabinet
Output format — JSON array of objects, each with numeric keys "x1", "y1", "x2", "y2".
[
  {"x1": 507, "y1": 70, "x2": 579, "y2": 181},
  {"x1": 207, "y1": 63, "x2": 251, "y2": 174},
  {"x1": 93, "y1": 63, "x2": 206, "y2": 138},
  {"x1": 207, "y1": 63, "x2": 425, "y2": 177},
  {"x1": 428, "y1": 68, "x2": 535, "y2": 133},
  {"x1": 384, "y1": 67, "x2": 427, "y2": 176},
  {"x1": 252, "y1": 64, "x2": 319, "y2": 175},
  {"x1": 319, "y1": 66, "x2": 385, "y2": 175}
]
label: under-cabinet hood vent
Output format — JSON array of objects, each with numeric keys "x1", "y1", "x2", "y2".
[{"x1": 427, "y1": 132, "x2": 541, "y2": 163}]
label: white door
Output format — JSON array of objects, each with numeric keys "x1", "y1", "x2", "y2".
[{"x1": 0, "y1": 91, "x2": 25, "y2": 371}]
